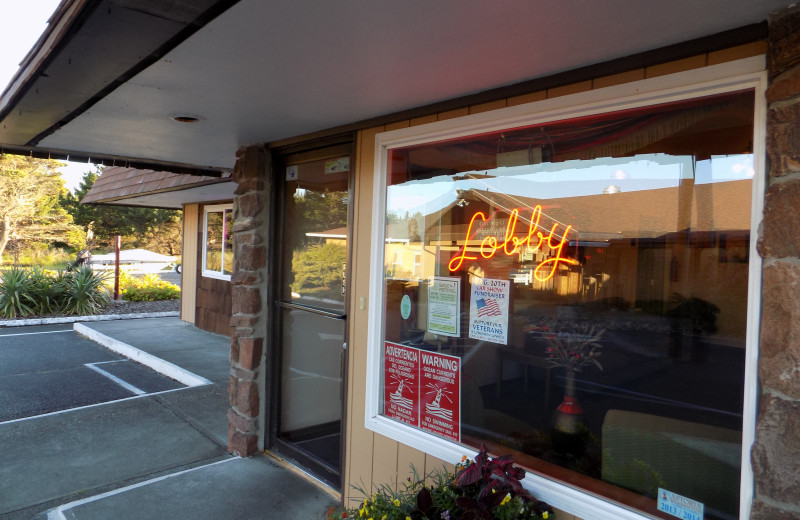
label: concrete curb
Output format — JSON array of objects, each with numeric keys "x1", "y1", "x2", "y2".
[
  {"x1": 0, "y1": 311, "x2": 179, "y2": 328},
  {"x1": 73, "y1": 322, "x2": 212, "y2": 387}
]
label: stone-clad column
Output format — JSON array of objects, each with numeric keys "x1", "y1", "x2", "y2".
[
  {"x1": 752, "y1": 5, "x2": 800, "y2": 519},
  {"x1": 227, "y1": 144, "x2": 270, "y2": 456}
]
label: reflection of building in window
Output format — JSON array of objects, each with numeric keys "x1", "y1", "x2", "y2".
[
  {"x1": 202, "y1": 204, "x2": 233, "y2": 280},
  {"x1": 377, "y1": 89, "x2": 756, "y2": 520},
  {"x1": 391, "y1": 250, "x2": 403, "y2": 277},
  {"x1": 413, "y1": 251, "x2": 422, "y2": 278}
]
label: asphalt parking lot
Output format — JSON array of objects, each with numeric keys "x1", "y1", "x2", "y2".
[{"x1": 0, "y1": 324, "x2": 185, "y2": 423}]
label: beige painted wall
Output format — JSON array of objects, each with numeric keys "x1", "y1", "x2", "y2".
[
  {"x1": 343, "y1": 41, "x2": 766, "y2": 518},
  {"x1": 181, "y1": 203, "x2": 198, "y2": 323}
]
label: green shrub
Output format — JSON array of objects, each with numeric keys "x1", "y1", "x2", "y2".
[
  {"x1": 119, "y1": 272, "x2": 180, "y2": 301},
  {"x1": 26, "y1": 267, "x2": 68, "y2": 315},
  {"x1": 0, "y1": 267, "x2": 36, "y2": 318},
  {"x1": 121, "y1": 285, "x2": 180, "y2": 301},
  {"x1": 6, "y1": 245, "x2": 74, "y2": 269}
]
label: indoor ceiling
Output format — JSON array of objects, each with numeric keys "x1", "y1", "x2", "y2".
[{"x1": 0, "y1": 0, "x2": 792, "y2": 174}]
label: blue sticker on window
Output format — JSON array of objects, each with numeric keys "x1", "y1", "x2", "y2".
[{"x1": 657, "y1": 488, "x2": 704, "y2": 520}]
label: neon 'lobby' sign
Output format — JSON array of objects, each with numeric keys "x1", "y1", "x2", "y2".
[{"x1": 448, "y1": 206, "x2": 578, "y2": 282}]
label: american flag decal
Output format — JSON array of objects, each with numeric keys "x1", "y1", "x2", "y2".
[{"x1": 476, "y1": 298, "x2": 502, "y2": 317}]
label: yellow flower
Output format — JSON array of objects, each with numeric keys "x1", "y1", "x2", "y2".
[
  {"x1": 543, "y1": 513, "x2": 549, "y2": 519},
  {"x1": 500, "y1": 493, "x2": 511, "y2": 506},
  {"x1": 406, "y1": 517, "x2": 412, "y2": 520},
  {"x1": 393, "y1": 499, "x2": 400, "y2": 506}
]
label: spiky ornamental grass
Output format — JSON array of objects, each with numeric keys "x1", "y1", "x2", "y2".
[
  {"x1": 0, "y1": 267, "x2": 35, "y2": 318},
  {"x1": 61, "y1": 267, "x2": 110, "y2": 315},
  {"x1": 0, "y1": 266, "x2": 110, "y2": 318}
]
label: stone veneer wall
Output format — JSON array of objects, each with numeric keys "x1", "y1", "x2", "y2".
[
  {"x1": 227, "y1": 144, "x2": 270, "y2": 456},
  {"x1": 752, "y1": 5, "x2": 800, "y2": 520}
]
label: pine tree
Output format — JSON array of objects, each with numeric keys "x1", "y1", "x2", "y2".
[{"x1": 0, "y1": 155, "x2": 84, "y2": 264}]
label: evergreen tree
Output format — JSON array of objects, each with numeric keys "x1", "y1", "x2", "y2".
[
  {"x1": 61, "y1": 168, "x2": 182, "y2": 255},
  {"x1": 0, "y1": 155, "x2": 84, "y2": 264}
]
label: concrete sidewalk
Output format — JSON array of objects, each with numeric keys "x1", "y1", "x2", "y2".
[{"x1": 0, "y1": 317, "x2": 336, "y2": 519}]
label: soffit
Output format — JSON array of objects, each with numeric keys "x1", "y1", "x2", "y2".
[{"x1": 0, "y1": 0, "x2": 791, "y2": 173}]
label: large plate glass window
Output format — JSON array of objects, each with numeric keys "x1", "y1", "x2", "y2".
[
  {"x1": 377, "y1": 90, "x2": 756, "y2": 519},
  {"x1": 202, "y1": 204, "x2": 233, "y2": 280}
]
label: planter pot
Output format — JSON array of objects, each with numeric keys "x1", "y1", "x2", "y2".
[{"x1": 551, "y1": 371, "x2": 589, "y2": 456}]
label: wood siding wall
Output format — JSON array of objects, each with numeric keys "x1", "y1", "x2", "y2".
[
  {"x1": 194, "y1": 203, "x2": 233, "y2": 337},
  {"x1": 343, "y1": 41, "x2": 766, "y2": 519}
]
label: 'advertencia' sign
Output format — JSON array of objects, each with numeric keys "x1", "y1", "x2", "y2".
[{"x1": 383, "y1": 341, "x2": 460, "y2": 442}]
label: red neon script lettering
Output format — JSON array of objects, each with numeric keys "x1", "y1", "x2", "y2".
[
  {"x1": 447, "y1": 211, "x2": 487, "y2": 272},
  {"x1": 448, "y1": 206, "x2": 578, "y2": 282}
]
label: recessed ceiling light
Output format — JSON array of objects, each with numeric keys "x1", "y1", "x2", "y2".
[{"x1": 171, "y1": 114, "x2": 203, "y2": 123}]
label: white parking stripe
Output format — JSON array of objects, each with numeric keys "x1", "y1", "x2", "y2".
[
  {"x1": 0, "y1": 386, "x2": 191, "y2": 425},
  {"x1": 47, "y1": 458, "x2": 236, "y2": 520},
  {"x1": 0, "y1": 329, "x2": 72, "y2": 338},
  {"x1": 74, "y1": 323, "x2": 212, "y2": 387},
  {"x1": 85, "y1": 362, "x2": 146, "y2": 396}
]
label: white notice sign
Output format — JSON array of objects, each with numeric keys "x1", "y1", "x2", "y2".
[
  {"x1": 468, "y1": 278, "x2": 510, "y2": 345},
  {"x1": 427, "y1": 277, "x2": 460, "y2": 337}
]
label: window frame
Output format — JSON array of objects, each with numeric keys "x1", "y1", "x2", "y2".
[
  {"x1": 364, "y1": 57, "x2": 767, "y2": 520},
  {"x1": 201, "y1": 203, "x2": 234, "y2": 281}
]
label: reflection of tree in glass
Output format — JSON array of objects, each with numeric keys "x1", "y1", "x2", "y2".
[
  {"x1": 205, "y1": 212, "x2": 223, "y2": 270},
  {"x1": 62, "y1": 168, "x2": 182, "y2": 254},
  {"x1": 205, "y1": 250, "x2": 234, "y2": 273},
  {"x1": 386, "y1": 210, "x2": 423, "y2": 225},
  {"x1": 291, "y1": 189, "x2": 348, "y2": 249},
  {"x1": 290, "y1": 243, "x2": 347, "y2": 300},
  {"x1": 386, "y1": 210, "x2": 424, "y2": 243}
]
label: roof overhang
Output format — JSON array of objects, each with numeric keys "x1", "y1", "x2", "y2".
[
  {"x1": 80, "y1": 166, "x2": 234, "y2": 209},
  {"x1": 83, "y1": 181, "x2": 236, "y2": 209},
  {"x1": 0, "y1": 0, "x2": 790, "y2": 173}
]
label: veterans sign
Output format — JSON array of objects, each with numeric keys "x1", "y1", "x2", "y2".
[{"x1": 469, "y1": 278, "x2": 510, "y2": 345}]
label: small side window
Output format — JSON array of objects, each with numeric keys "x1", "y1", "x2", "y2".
[{"x1": 202, "y1": 204, "x2": 233, "y2": 280}]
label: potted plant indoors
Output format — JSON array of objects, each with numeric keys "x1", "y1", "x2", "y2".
[{"x1": 543, "y1": 322, "x2": 604, "y2": 454}]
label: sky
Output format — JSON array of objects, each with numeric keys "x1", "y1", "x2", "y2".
[
  {"x1": 0, "y1": 0, "x2": 95, "y2": 193},
  {"x1": 387, "y1": 154, "x2": 755, "y2": 216}
]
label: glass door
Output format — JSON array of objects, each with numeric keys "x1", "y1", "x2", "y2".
[{"x1": 274, "y1": 144, "x2": 351, "y2": 489}]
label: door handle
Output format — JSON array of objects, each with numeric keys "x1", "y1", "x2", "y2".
[{"x1": 275, "y1": 301, "x2": 346, "y2": 320}]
